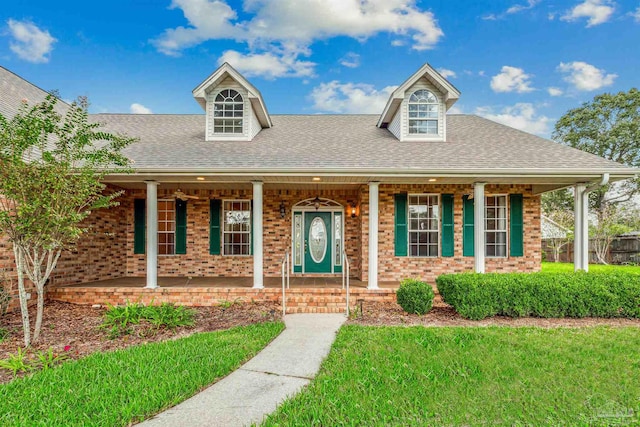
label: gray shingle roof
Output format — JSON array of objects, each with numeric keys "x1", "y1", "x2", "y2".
[
  {"x1": 1, "y1": 66, "x2": 636, "y2": 177},
  {"x1": 89, "y1": 113, "x2": 634, "y2": 174}
]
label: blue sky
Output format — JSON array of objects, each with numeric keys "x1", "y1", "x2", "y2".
[{"x1": 1, "y1": 0, "x2": 639, "y2": 137}]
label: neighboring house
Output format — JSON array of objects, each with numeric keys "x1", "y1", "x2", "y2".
[
  {"x1": 0, "y1": 63, "x2": 637, "y2": 311},
  {"x1": 541, "y1": 215, "x2": 570, "y2": 239}
]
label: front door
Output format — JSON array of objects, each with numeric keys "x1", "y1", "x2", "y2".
[{"x1": 304, "y1": 212, "x2": 332, "y2": 273}]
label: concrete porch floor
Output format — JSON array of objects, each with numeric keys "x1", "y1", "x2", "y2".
[{"x1": 60, "y1": 276, "x2": 401, "y2": 289}]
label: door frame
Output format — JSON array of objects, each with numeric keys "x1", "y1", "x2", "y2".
[{"x1": 291, "y1": 198, "x2": 344, "y2": 274}]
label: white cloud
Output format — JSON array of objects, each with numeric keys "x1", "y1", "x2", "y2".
[
  {"x1": 631, "y1": 6, "x2": 640, "y2": 22},
  {"x1": 437, "y1": 68, "x2": 456, "y2": 79},
  {"x1": 130, "y1": 103, "x2": 153, "y2": 114},
  {"x1": 153, "y1": 0, "x2": 444, "y2": 78},
  {"x1": 447, "y1": 105, "x2": 463, "y2": 114},
  {"x1": 218, "y1": 49, "x2": 315, "y2": 78},
  {"x1": 340, "y1": 52, "x2": 360, "y2": 68},
  {"x1": 309, "y1": 81, "x2": 397, "y2": 114},
  {"x1": 561, "y1": 0, "x2": 615, "y2": 27},
  {"x1": 6, "y1": 19, "x2": 56, "y2": 63},
  {"x1": 490, "y1": 66, "x2": 535, "y2": 93},
  {"x1": 557, "y1": 61, "x2": 617, "y2": 91},
  {"x1": 547, "y1": 87, "x2": 564, "y2": 96},
  {"x1": 476, "y1": 103, "x2": 551, "y2": 136},
  {"x1": 482, "y1": 0, "x2": 539, "y2": 20}
]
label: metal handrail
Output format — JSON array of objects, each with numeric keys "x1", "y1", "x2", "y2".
[
  {"x1": 281, "y1": 249, "x2": 290, "y2": 316},
  {"x1": 342, "y1": 250, "x2": 350, "y2": 317}
]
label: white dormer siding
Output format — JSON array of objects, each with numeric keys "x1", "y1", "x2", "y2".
[
  {"x1": 205, "y1": 77, "x2": 260, "y2": 141},
  {"x1": 394, "y1": 77, "x2": 446, "y2": 142}
]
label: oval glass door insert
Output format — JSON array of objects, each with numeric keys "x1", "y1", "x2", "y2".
[{"x1": 309, "y1": 217, "x2": 327, "y2": 263}]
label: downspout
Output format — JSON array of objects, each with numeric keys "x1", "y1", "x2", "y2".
[{"x1": 576, "y1": 173, "x2": 609, "y2": 271}]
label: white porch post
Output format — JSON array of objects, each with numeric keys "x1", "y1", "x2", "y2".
[
  {"x1": 574, "y1": 184, "x2": 583, "y2": 271},
  {"x1": 252, "y1": 181, "x2": 264, "y2": 289},
  {"x1": 473, "y1": 182, "x2": 486, "y2": 273},
  {"x1": 368, "y1": 182, "x2": 379, "y2": 289},
  {"x1": 581, "y1": 188, "x2": 590, "y2": 272},
  {"x1": 145, "y1": 181, "x2": 158, "y2": 289}
]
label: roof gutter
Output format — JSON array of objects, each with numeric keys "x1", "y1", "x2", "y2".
[{"x1": 583, "y1": 173, "x2": 610, "y2": 195}]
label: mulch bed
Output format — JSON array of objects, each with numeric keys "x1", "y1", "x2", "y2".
[
  {"x1": 0, "y1": 300, "x2": 281, "y2": 384},
  {"x1": 349, "y1": 299, "x2": 640, "y2": 328}
]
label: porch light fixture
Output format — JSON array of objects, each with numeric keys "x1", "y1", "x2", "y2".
[
  {"x1": 312, "y1": 177, "x2": 321, "y2": 181},
  {"x1": 280, "y1": 201, "x2": 286, "y2": 218},
  {"x1": 196, "y1": 177, "x2": 205, "y2": 181},
  {"x1": 428, "y1": 178, "x2": 437, "y2": 182},
  {"x1": 350, "y1": 202, "x2": 359, "y2": 218},
  {"x1": 313, "y1": 196, "x2": 321, "y2": 210}
]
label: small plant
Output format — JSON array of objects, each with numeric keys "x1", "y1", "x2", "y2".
[
  {"x1": 396, "y1": 278, "x2": 435, "y2": 315},
  {"x1": 0, "y1": 348, "x2": 32, "y2": 376},
  {"x1": 0, "y1": 269, "x2": 12, "y2": 317},
  {"x1": 34, "y1": 348, "x2": 69, "y2": 370},
  {"x1": 0, "y1": 326, "x2": 9, "y2": 342},
  {"x1": 218, "y1": 298, "x2": 242, "y2": 310},
  {"x1": 101, "y1": 301, "x2": 195, "y2": 338},
  {"x1": 143, "y1": 303, "x2": 196, "y2": 330}
]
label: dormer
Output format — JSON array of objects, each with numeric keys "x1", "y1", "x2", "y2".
[
  {"x1": 378, "y1": 63, "x2": 460, "y2": 142},
  {"x1": 192, "y1": 63, "x2": 272, "y2": 141}
]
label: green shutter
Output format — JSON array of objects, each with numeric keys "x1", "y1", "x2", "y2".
[
  {"x1": 510, "y1": 194, "x2": 524, "y2": 257},
  {"x1": 463, "y1": 195, "x2": 474, "y2": 257},
  {"x1": 175, "y1": 199, "x2": 187, "y2": 255},
  {"x1": 394, "y1": 193, "x2": 408, "y2": 257},
  {"x1": 209, "y1": 199, "x2": 221, "y2": 255},
  {"x1": 441, "y1": 194, "x2": 454, "y2": 257},
  {"x1": 134, "y1": 199, "x2": 146, "y2": 254}
]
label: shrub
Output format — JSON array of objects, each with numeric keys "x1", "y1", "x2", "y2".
[
  {"x1": 437, "y1": 272, "x2": 640, "y2": 320},
  {"x1": 101, "y1": 301, "x2": 195, "y2": 338},
  {"x1": 396, "y1": 278, "x2": 435, "y2": 315}
]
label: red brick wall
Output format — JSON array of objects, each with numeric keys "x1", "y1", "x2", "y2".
[
  {"x1": 125, "y1": 187, "x2": 363, "y2": 279},
  {"x1": 1, "y1": 182, "x2": 542, "y2": 302},
  {"x1": 376, "y1": 184, "x2": 541, "y2": 282}
]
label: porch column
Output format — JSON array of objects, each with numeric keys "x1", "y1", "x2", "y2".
[
  {"x1": 252, "y1": 181, "x2": 264, "y2": 289},
  {"x1": 473, "y1": 182, "x2": 486, "y2": 273},
  {"x1": 368, "y1": 182, "x2": 379, "y2": 289},
  {"x1": 574, "y1": 183, "x2": 588, "y2": 272},
  {"x1": 145, "y1": 181, "x2": 158, "y2": 289}
]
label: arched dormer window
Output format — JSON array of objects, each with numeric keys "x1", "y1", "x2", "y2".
[
  {"x1": 213, "y1": 89, "x2": 243, "y2": 134},
  {"x1": 408, "y1": 89, "x2": 438, "y2": 135}
]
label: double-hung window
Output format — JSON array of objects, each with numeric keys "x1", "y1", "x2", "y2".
[
  {"x1": 223, "y1": 200, "x2": 251, "y2": 255},
  {"x1": 408, "y1": 89, "x2": 439, "y2": 135},
  {"x1": 485, "y1": 195, "x2": 507, "y2": 257},
  {"x1": 408, "y1": 194, "x2": 440, "y2": 257},
  {"x1": 213, "y1": 89, "x2": 243, "y2": 134},
  {"x1": 158, "y1": 199, "x2": 176, "y2": 255}
]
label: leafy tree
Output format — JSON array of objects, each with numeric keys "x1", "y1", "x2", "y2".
[
  {"x1": 552, "y1": 88, "x2": 640, "y2": 264},
  {"x1": 553, "y1": 88, "x2": 640, "y2": 217},
  {"x1": 0, "y1": 94, "x2": 134, "y2": 346}
]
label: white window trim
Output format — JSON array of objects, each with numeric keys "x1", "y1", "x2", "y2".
[
  {"x1": 407, "y1": 193, "x2": 440, "y2": 258},
  {"x1": 222, "y1": 199, "x2": 252, "y2": 257},
  {"x1": 485, "y1": 194, "x2": 509, "y2": 259},
  {"x1": 158, "y1": 199, "x2": 176, "y2": 257}
]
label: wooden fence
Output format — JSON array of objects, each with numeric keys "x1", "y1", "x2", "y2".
[{"x1": 542, "y1": 235, "x2": 640, "y2": 264}]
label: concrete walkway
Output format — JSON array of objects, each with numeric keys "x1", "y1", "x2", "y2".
[{"x1": 139, "y1": 314, "x2": 346, "y2": 427}]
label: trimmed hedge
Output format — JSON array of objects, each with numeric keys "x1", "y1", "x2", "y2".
[
  {"x1": 396, "y1": 278, "x2": 435, "y2": 315},
  {"x1": 436, "y1": 272, "x2": 640, "y2": 320}
]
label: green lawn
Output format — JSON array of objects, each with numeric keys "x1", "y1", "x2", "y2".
[
  {"x1": 262, "y1": 325, "x2": 640, "y2": 426},
  {"x1": 0, "y1": 322, "x2": 284, "y2": 427},
  {"x1": 542, "y1": 261, "x2": 640, "y2": 274}
]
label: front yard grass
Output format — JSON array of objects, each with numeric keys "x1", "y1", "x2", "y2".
[
  {"x1": 0, "y1": 321, "x2": 284, "y2": 427},
  {"x1": 542, "y1": 261, "x2": 640, "y2": 274},
  {"x1": 263, "y1": 325, "x2": 640, "y2": 426}
]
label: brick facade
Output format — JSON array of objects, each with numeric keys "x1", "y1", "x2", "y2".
[{"x1": 2, "y1": 182, "x2": 541, "y2": 311}]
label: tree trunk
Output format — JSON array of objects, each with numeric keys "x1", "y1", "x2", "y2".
[
  {"x1": 30, "y1": 248, "x2": 61, "y2": 343},
  {"x1": 12, "y1": 245, "x2": 31, "y2": 347}
]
